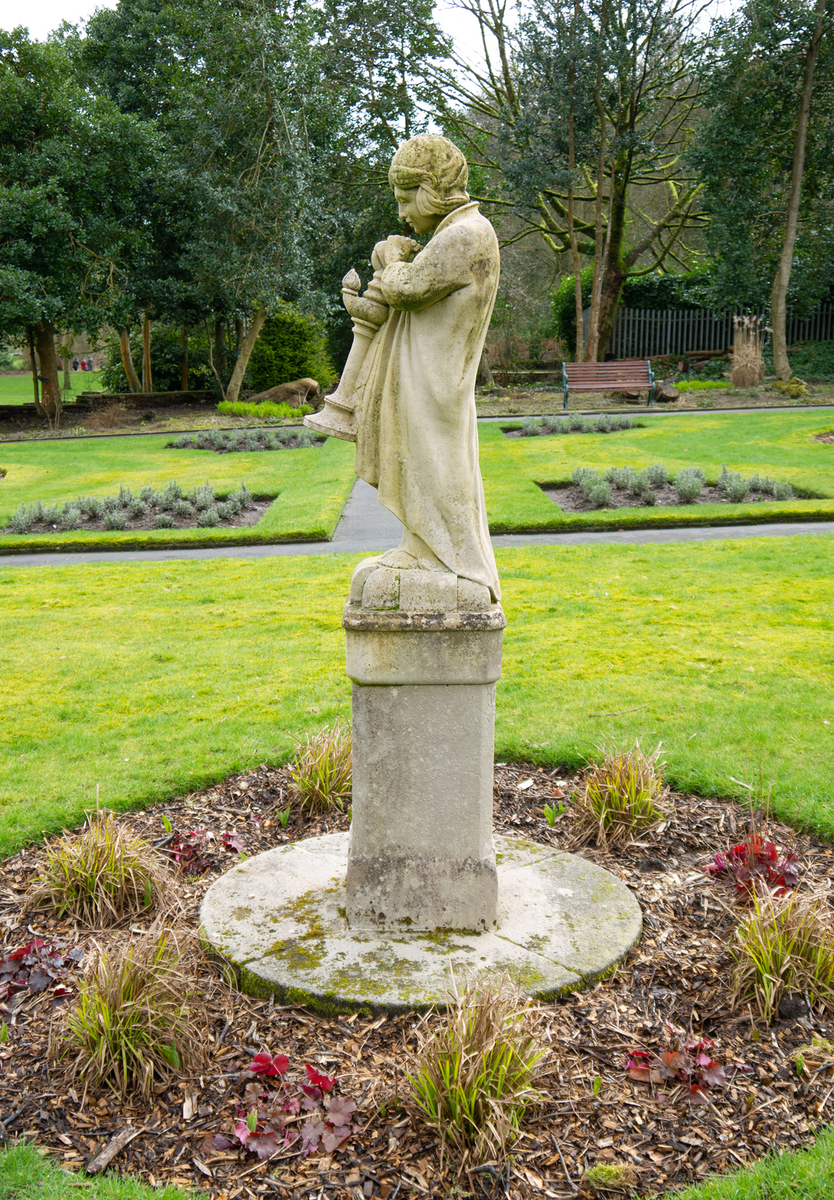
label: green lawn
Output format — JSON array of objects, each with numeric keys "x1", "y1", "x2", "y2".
[
  {"x1": 4, "y1": 1127, "x2": 834, "y2": 1200},
  {"x1": 0, "y1": 433, "x2": 357, "y2": 547},
  {"x1": 0, "y1": 370, "x2": 103, "y2": 403},
  {"x1": 480, "y1": 410, "x2": 834, "y2": 532},
  {"x1": 1, "y1": 535, "x2": 833, "y2": 858}
]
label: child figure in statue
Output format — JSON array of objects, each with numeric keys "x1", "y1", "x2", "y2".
[{"x1": 353, "y1": 134, "x2": 501, "y2": 603}]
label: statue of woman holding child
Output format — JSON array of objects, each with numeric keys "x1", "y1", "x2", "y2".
[{"x1": 307, "y1": 134, "x2": 501, "y2": 602}]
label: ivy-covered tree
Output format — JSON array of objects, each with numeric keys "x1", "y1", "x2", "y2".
[{"x1": 691, "y1": 0, "x2": 834, "y2": 380}]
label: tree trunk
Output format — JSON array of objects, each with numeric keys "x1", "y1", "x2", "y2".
[
  {"x1": 225, "y1": 309, "x2": 268, "y2": 404},
  {"x1": 34, "y1": 320, "x2": 62, "y2": 420},
  {"x1": 27, "y1": 326, "x2": 45, "y2": 416},
  {"x1": 567, "y1": 3, "x2": 584, "y2": 362},
  {"x1": 595, "y1": 161, "x2": 629, "y2": 360},
  {"x1": 62, "y1": 356, "x2": 72, "y2": 395},
  {"x1": 180, "y1": 327, "x2": 189, "y2": 392},
  {"x1": 771, "y1": 0, "x2": 827, "y2": 382},
  {"x1": 214, "y1": 318, "x2": 227, "y2": 381},
  {"x1": 476, "y1": 346, "x2": 494, "y2": 389},
  {"x1": 586, "y1": 2, "x2": 610, "y2": 362},
  {"x1": 119, "y1": 329, "x2": 141, "y2": 393},
  {"x1": 142, "y1": 309, "x2": 152, "y2": 393}
]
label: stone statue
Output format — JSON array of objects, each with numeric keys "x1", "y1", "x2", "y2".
[{"x1": 306, "y1": 134, "x2": 501, "y2": 603}]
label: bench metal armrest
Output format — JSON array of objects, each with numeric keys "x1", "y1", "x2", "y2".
[
  {"x1": 647, "y1": 359, "x2": 655, "y2": 409},
  {"x1": 562, "y1": 362, "x2": 569, "y2": 410}
]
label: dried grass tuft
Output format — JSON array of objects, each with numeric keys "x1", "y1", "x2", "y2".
[
  {"x1": 25, "y1": 810, "x2": 173, "y2": 927},
  {"x1": 572, "y1": 741, "x2": 668, "y2": 850},
  {"x1": 288, "y1": 719, "x2": 352, "y2": 813},
  {"x1": 50, "y1": 923, "x2": 210, "y2": 1100},
  {"x1": 732, "y1": 315, "x2": 767, "y2": 387},
  {"x1": 732, "y1": 889, "x2": 834, "y2": 1023},
  {"x1": 408, "y1": 973, "x2": 546, "y2": 1172}
]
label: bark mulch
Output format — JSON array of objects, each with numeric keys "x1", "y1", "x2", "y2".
[{"x1": 2, "y1": 764, "x2": 833, "y2": 1199}]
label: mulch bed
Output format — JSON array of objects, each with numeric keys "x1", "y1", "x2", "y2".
[
  {"x1": 542, "y1": 482, "x2": 794, "y2": 513},
  {"x1": 2, "y1": 764, "x2": 833, "y2": 1198},
  {"x1": 815, "y1": 431, "x2": 834, "y2": 444}
]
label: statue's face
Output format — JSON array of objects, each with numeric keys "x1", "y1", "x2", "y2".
[{"x1": 393, "y1": 186, "x2": 442, "y2": 235}]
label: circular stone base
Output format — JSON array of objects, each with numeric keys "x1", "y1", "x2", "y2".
[{"x1": 200, "y1": 834, "x2": 641, "y2": 1013}]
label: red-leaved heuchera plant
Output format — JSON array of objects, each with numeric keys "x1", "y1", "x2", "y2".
[
  {"x1": 704, "y1": 834, "x2": 801, "y2": 898},
  {"x1": 233, "y1": 1055, "x2": 358, "y2": 1160},
  {"x1": 625, "y1": 1024, "x2": 749, "y2": 1105}
]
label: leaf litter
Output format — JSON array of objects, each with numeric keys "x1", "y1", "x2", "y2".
[{"x1": 1, "y1": 761, "x2": 833, "y2": 1198}]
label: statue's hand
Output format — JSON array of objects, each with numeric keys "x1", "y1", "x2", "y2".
[{"x1": 371, "y1": 235, "x2": 422, "y2": 272}]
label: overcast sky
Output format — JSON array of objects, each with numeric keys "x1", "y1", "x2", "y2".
[
  {"x1": 12, "y1": 0, "x2": 734, "y2": 67},
  {"x1": 11, "y1": 0, "x2": 486, "y2": 54}
]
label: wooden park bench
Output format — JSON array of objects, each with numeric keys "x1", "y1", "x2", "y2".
[{"x1": 561, "y1": 359, "x2": 656, "y2": 409}]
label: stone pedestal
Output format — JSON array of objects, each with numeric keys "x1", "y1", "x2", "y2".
[{"x1": 343, "y1": 559, "x2": 505, "y2": 932}]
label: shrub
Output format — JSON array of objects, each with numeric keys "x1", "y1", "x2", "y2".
[
  {"x1": 677, "y1": 379, "x2": 727, "y2": 393},
  {"x1": 103, "y1": 510, "x2": 127, "y2": 530},
  {"x1": 732, "y1": 891, "x2": 834, "y2": 1023},
  {"x1": 128, "y1": 498, "x2": 147, "y2": 518},
  {"x1": 52, "y1": 926, "x2": 208, "y2": 1099},
  {"x1": 8, "y1": 503, "x2": 37, "y2": 533},
  {"x1": 725, "y1": 473, "x2": 750, "y2": 503},
  {"x1": 154, "y1": 514, "x2": 175, "y2": 529},
  {"x1": 774, "y1": 481, "x2": 795, "y2": 500},
  {"x1": 595, "y1": 414, "x2": 613, "y2": 433},
  {"x1": 196, "y1": 505, "x2": 220, "y2": 527},
  {"x1": 138, "y1": 485, "x2": 156, "y2": 502},
  {"x1": 520, "y1": 417, "x2": 540, "y2": 437},
  {"x1": 78, "y1": 496, "x2": 104, "y2": 519},
  {"x1": 25, "y1": 810, "x2": 171, "y2": 926},
  {"x1": 188, "y1": 482, "x2": 216, "y2": 510},
  {"x1": 645, "y1": 463, "x2": 669, "y2": 487},
  {"x1": 573, "y1": 742, "x2": 668, "y2": 849},
  {"x1": 568, "y1": 412, "x2": 586, "y2": 431},
  {"x1": 288, "y1": 720, "x2": 352, "y2": 814},
  {"x1": 674, "y1": 467, "x2": 705, "y2": 504},
  {"x1": 542, "y1": 415, "x2": 567, "y2": 433},
  {"x1": 172, "y1": 498, "x2": 193, "y2": 518},
  {"x1": 629, "y1": 470, "x2": 649, "y2": 496},
  {"x1": 247, "y1": 301, "x2": 335, "y2": 393},
  {"x1": 606, "y1": 466, "x2": 634, "y2": 490},
  {"x1": 586, "y1": 481, "x2": 613, "y2": 508},
  {"x1": 573, "y1": 466, "x2": 601, "y2": 489},
  {"x1": 118, "y1": 484, "x2": 134, "y2": 508},
  {"x1": 409, "y1": 974, "x2": 545, "y2": 1170},
  {"x1": 61, "y1": 505, "x2": 83, "y2": 530}
]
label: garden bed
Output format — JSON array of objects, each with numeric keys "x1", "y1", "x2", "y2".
[
  {"x1": 3, "y1": 483, "x2": 269, "y2": 536},
  {"x1": 167, "y1": 430, "x2": 321, "y2": 453},
  {"x1": 2, "y1": 763, "x2": 833, "y2": 1199},
  {"x1": 544, "y1": 480, "x2": 802, "y2": 513}
]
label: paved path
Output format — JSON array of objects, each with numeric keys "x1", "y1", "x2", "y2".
[{"x1": 2, "y1": 479, "x2": 833, "y2": 569}]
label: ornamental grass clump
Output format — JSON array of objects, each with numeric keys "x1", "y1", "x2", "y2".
[
  {"x1": 732, "y1": 890, "x2": 834, "y2": 1024},
  {"x1": 288, "y1": 719, "x2": 352, "y2": 813},
  {"x1": 409, "y1": 974, "x2": 546, "y2": 1171},
  {"x1": 25, "y1": 810, "x2": 172, "y2": 927},
  {"x1": 51, "y1": 926, "x2": 208, "y2": 1099},
  {"x1": 573, "y1": 742, "x2": 668, "y2": 849}
]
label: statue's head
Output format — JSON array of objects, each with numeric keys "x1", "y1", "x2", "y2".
[{"x1": 388, "y1": 135, "x2": 470, "y2": 233}]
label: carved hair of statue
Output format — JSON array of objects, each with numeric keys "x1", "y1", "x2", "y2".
[{"x1": 388, "y1": 134, "x2": 470, "y2": 219}]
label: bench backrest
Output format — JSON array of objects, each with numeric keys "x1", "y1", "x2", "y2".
[{"x1": 564, "y1": 360, "x2": 651, "y2": 385}]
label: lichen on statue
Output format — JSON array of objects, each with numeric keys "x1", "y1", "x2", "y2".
[{"x1": 353, "y1": 134, "x2": 501, "y2": 603}]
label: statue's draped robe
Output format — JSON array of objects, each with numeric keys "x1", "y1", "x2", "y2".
[{"x1": 354, "y1": 203, "x2": 501, "y2": 601}]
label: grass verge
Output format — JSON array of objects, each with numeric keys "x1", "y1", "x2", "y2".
[
  {"x1": 671, "y1": 1125, "x2": 834, "y2": 1199},
  {"x1": 0, "y1": 434, "x2": 356, "y2": 549},
  {"x1": 0, "y1": 1140, "x2": 190, "y2": 1200},
  {"x1": 480, "y1": 410, "x2": 834, "y2": 532},
  {"x1": 1, "y1": 536, "x2": 833, "y2": 858},
  {"x1": 0, "y1": 371, "x2": 104, "y2": 405}
]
